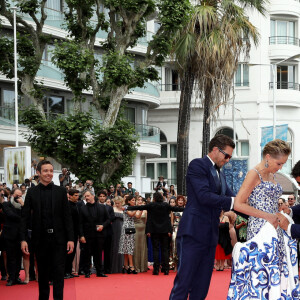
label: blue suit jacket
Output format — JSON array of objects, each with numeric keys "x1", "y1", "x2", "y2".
[
  {"x1": 290, "y1": 205, "x2": 300, "y2": 239},
  {"x1": 177, "y1": 156, "x2": 234, "y2": 247}
]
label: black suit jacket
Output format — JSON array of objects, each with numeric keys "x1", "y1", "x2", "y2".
[
  {"x1": 104, "y1": 205, "x2": 115, "y2": 236},
  {"x1": 20, "y1": 183, "x2": 74, "y2": 248},
  {"x1": 2, "y1": 201, "x2": 22, "y2": 241},
  {"x1": 127, "y1": 202, "x2": 184, "y2": 234},
  {"x1": 79, "y1": 202, "x2": 110, "y2": 239}
]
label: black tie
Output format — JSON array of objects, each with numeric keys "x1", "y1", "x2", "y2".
[
  {"x1": 214, "y1": 165, "x2": 222, "y2": 193},
  {"x1": 214, "y1": 164, "x2": 220, "y2": 174}
]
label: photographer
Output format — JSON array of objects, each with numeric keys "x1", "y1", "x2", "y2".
[
  {"x1": 154, "y1": 176, "x2": 169, "y2": 198},
  {"x1": 83, "y1": 180, "x2": 95, "y2": 194},
  {"x1": 59, "y1": 168, "x2": 71, "y2": 188},
  {"x1": 2, "y1": 188, "x2": 26, "y2": 285}
]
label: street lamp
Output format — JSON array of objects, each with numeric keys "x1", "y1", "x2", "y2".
[
  {"x1": 270, "y1": 53, "x2": 300, "y2": 139},
  {"x1": 12, "y1": 7, "x2": 19, "y2": 147},
  {"x1": 247, "y1": 53, "x2": 300, "y2": 141}
]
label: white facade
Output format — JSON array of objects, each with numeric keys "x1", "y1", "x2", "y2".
[
  {"x1": 1, "y1": 1, "x2": 300, "y2": 193},
  {"x1": 147, "y1": 1, "x2": 300, "y2": 189}
]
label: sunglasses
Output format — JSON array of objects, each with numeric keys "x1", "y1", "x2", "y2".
[
  {"x1": 218, "y1": 148, "x2": 232, "y2": 160},
  {"x1": 278, "y1": 203, "x2": 283, "y2": 206},
  {"x1": 288, "y1": 198, "x2": 294, "y2": 200}
]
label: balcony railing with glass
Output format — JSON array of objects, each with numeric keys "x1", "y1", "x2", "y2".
[
  {"x1": 269, "y1": 36, "x2": 300, "y2": 46},
  {"x1": 135, "y1": 124, "x2": 160, "y2": 143},
  {"x1": 0, "y1": 106, "x2": 27, "y2": 127},
  {"x1": 269, "y1": 81, "x2": 300, "y2": 90}
]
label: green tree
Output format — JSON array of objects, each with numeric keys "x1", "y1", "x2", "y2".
[
  {"x1": 173, "y1": 0, "x2": 266, "y2": 195},
  {"x1": 0, "y1": 0, "x2": 191, "y2": 185}
]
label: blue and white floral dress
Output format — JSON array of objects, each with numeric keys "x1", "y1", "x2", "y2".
[{"x1": 227, "y1": 169, "x2": 299, "y2": 299}]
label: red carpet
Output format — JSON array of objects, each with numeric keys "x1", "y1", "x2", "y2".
[{"x1": 0, "y1": 269, "x2": 232, "y2": 300}]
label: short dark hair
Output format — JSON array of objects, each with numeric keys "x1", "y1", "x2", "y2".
[
  {"x1": 291, "y1": 160, "x2": 300, "y2": 179},
  {"x1": 208, "y1": 134, "x2": 235, "y2": 152},
  {"x1": 153, "y1": 192, "x2": 163, "y2": 203},
  {"x1": 128, "y1": 182, "x2": 132, "y2": 185},
  {"x1": 69, "y1": 189, "x2": 79, "y2": 196},
  {"x1": 36, "y1": 160, "x2": 53, "y2": 172},
  {"x1": 97, "y1": 190, "x2": 107, "y2": 197}
]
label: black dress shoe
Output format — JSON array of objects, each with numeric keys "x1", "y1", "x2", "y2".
[
  {"x1": 29, "y1": 276, "x2": 36, "y2": 281},
  {"x1": 1, "y1": 275, "x2": 7, "y2": 281},
  {"x1": 6, "y1": 280, "x2": 15, "y2": 286},
  {"x1": 152, "y1": 269, "x2": 159, "y2": 275},
  {"x1": 96, "y1": 273, "x2": 108, "y2": 277},
  {"x1": 64, "y1": 273, "x2": 72, "y2": 279},
  {"x1": 15, "y1": 278, "x2": 27, "y2": 285},
  {"x1": 85, "y1": 274, "x2": 90, "y2": 278},
  {"x1": 78, "y1": 271, "x2": 85, "y2": 275},
  {"x1": 164, "y1": 270, "x2": 169, "y2": 275},
  {"x1": 70, "y1": 273, "x2": 79, "y2": 278}
]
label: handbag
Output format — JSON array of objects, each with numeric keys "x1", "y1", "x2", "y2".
[{"x1": 125, "y1": 227, "x2": 136, "y2": 234}]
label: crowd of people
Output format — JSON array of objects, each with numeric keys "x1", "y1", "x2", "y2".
[
  {"x1": 1, "y1": 136, "x2": 300, "y2": 300},
  {"x1": 0, "y1": 170, "x2": 188, "y2": 292}
]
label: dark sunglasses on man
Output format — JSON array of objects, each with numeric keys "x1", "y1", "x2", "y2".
[{"x1": 218, "y1": 147, "x2": 232, "y2": 160}]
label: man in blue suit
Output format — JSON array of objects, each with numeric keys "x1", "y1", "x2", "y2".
[
  {"x1": 277, "y1": 160, "x2": 300, "y2": 238},
  {"x1": 169, "y1": 134, "x2": 236, "y2": 300}
]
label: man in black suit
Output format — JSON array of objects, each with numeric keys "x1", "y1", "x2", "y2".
[
  {"x1": 64, "y1": 189, "x2": 81, "y2": 279},
  {"x1": 2, "y1": 188, "x2": 26, "y2": 286},
  {"x1": 127, "y1": 192, "x2": 184, "y2": 275},
  {"x1": 20, "y1": 160, "x2": 74, "y2": 300},
  {"x1": 79, "y1": 190, "x2": 110, "y2": 278},
  {"x1": 97, "y1": 190, "x2": 115, "y2": 274}
]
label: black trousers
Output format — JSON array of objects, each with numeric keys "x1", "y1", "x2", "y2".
[
  {"x1": 103, "y1": 234, "x2": 112, "y2": 273},
  {"x1": 151, "y1": 233, "x2": 169, "y2": 272},
  {"x1": 81, "y1": 236, "x2": 105, "y2": 275},
  {"x1": 5, "y1": 238, "x2": 22, "y2": 281},
  {"x1": 35, "y1": 234, "x2": 66, "y2": 300},
  {"x1": 65, "y1": 239, "x2": 78, "y2": 274}
]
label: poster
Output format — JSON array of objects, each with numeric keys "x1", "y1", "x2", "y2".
[{"x1": 4, "y1": 146, "x2": 31, "y2": 187}]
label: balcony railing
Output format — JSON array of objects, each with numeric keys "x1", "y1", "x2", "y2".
[
  {"x1": 269, "y1": 36, "x2": 300, "y2": 46},
  {"x1": 158, "y1": 84, "x2": 181, "y2": 91},
  {"x1": 269, "y1": 81, "x2": 300, "y2": 90},
  {"x1": 135, "y1": 124, "x2": 160, "y2": 143}
]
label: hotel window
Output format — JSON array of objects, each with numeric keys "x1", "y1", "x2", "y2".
[
  {"x1": 235, "y1": 64, "x2": 249, "y2": 87},
  {"x1": 270, "y1": 20, "x2": 296, "y2": 45}
]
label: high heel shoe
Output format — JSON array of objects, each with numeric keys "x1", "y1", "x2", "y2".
[
  {"x1": 128, "y1": 266, "x2": 138, "y2": 274},
  {"x1": 122, "y1": 266, "x2": 128, "y2": 274}
]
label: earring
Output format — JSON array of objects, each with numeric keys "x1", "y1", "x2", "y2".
[{"x1": 265, "y1": 160, "x2": 269, "y2": 168}]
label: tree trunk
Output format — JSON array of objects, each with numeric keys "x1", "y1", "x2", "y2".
[
  {"x1": 103, "y1": 85, "x2": 129, "y2": 128},
  {"x1": 176, "y1": 67, "x2": 194, "y2": 195},
  {"x1": 201, "y1": 88, "x2": 211, "y2": 157},
  {"x1": 20, "y1": 75, "x2": 45, "y2": 116}
]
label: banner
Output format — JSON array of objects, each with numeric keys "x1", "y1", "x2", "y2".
[
  {"x1": 4, "y1": 146, "x2": 31, "y2": 188},
  {"x1": 261, "y1": 124, "x2": 288, "y2": 149}
]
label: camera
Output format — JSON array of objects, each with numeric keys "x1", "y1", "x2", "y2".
[
  {"x1": 67, "y1": 171, "x2": 70, "y2": 175},
  {"x1": 86, "y1": 183, "x2": 90, "y2": 187},
  {"x1": 14, "y1": 196, "x2": 20, "y2": 203}
]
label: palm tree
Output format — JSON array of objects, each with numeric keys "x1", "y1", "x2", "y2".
[{"x1": 173, "y1": 0, "x2": 267, "y2": 195}]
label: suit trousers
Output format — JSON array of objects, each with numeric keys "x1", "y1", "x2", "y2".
[
  {"x1": 35, "y1": 234, "x2": 66, "y2": 300},
  {"x1": 151, "y1": 233, "x2": 169, "y2": 271},
  {"x1": 169, "y1": 236, "x2": 217, "y2": 300},
  {"x1": 65, "y1": 239, "x2": 78, "y2": 274},
  {"x1": 5, "y1": 238, "x2": 22, "y2": 281},
  {"x1": 81, "y1": 236, "x2": 105, "y2": 275}
]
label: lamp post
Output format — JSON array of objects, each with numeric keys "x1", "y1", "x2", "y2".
[
  {"x1": 270, "y1": 53, "x2": 300, "y2": 139},
  {"x1": 246, "y1": 53, "x2": 300, "y2": 141},
  {"x1": 12, "y1": 7, "x2": 19, "y2": 147}
]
